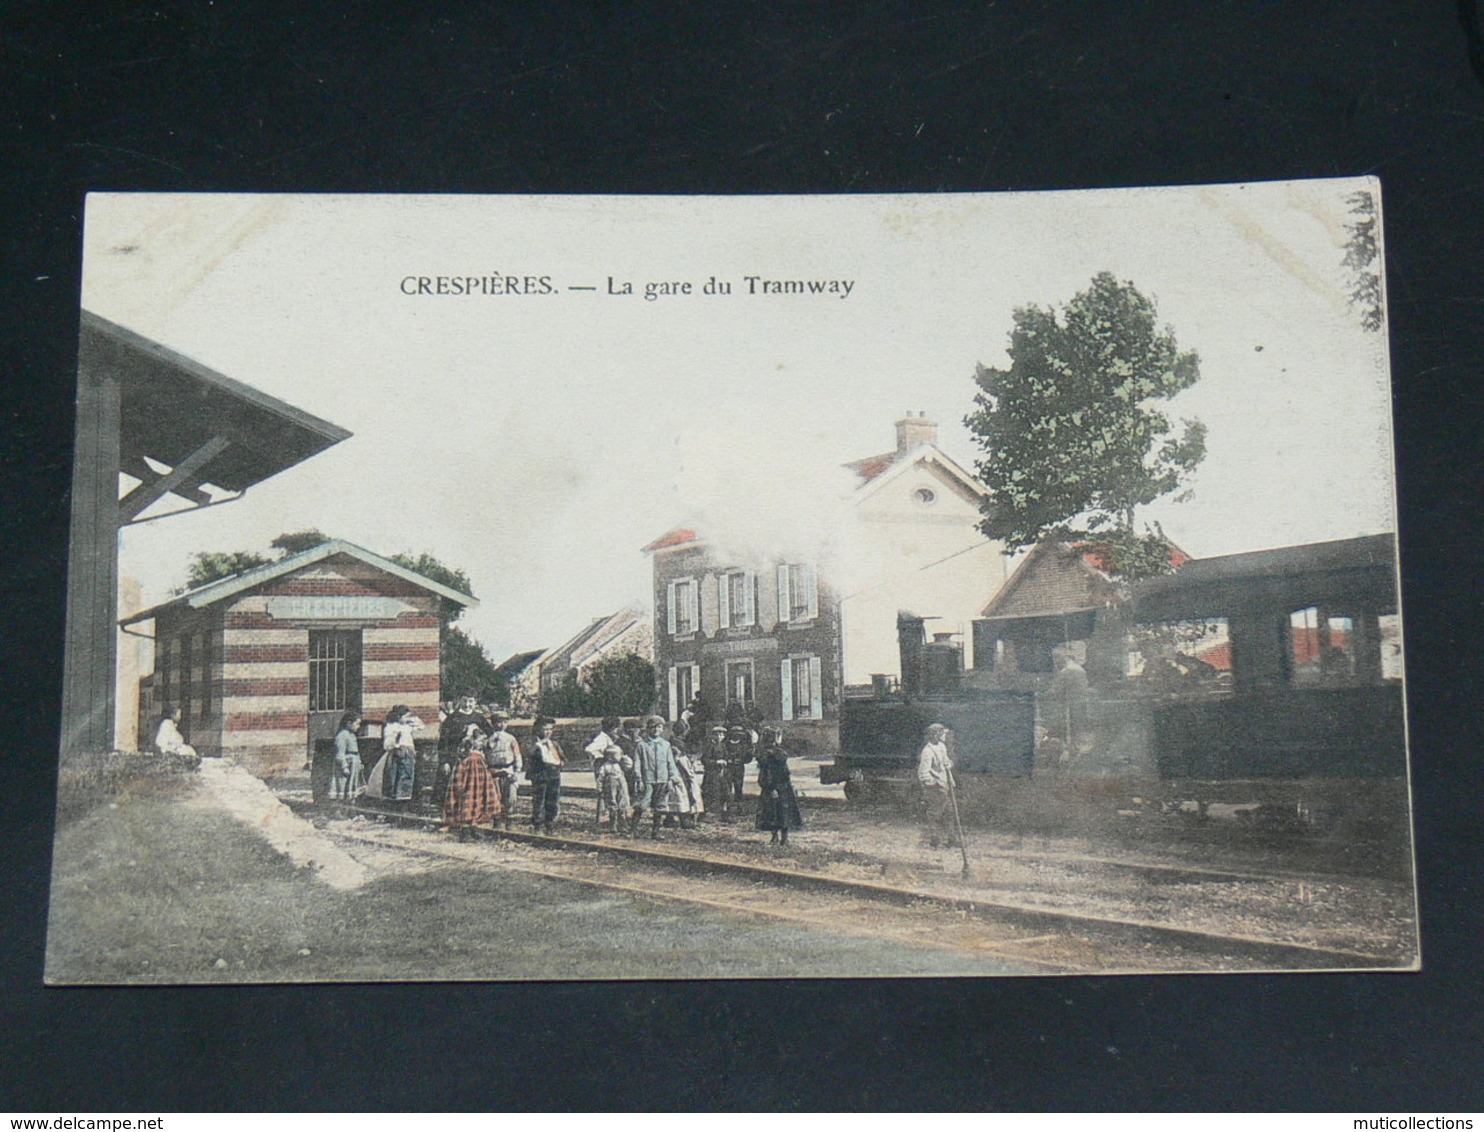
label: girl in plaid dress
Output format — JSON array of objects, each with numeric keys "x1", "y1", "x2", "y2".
[{"x1": 444, "y1": 737, "x2": 501, "y2": 839}]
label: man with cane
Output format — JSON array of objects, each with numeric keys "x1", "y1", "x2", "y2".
[{"x1": 917, "y1": 723, "x2": 965, "y2": 860}]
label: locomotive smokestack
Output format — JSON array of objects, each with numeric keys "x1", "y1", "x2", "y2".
[{"x1": 897, "y1": 611, "x2": 927, "y2": 700}]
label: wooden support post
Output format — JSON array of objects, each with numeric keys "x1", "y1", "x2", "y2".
[{"x1": 60, "y1": 348, "x2": 122, "y2": 756}]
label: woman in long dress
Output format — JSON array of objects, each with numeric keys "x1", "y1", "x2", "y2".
[
  {"x1": 759, "y1": 729, "x2": 807, "y2": 848},
  {"x1": 755, "y1": 727, "x2": 803, "y2": 846}
]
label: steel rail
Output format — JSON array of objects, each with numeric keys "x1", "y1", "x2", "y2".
[
  {"x1": 331, "y1": 826, "x2": 1075, "y2": 974},
  {"x1": 337, "y1": 800, "x2": 1399, "y2": 971}
]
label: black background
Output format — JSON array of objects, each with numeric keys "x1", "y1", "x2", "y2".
[{"x1": 3, "y1": 1, "x2": 1481, "y2": 1111}]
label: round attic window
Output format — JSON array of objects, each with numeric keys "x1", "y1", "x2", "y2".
[{"x1": 914, "y1": 487, "x2": 937, "y2": 506}]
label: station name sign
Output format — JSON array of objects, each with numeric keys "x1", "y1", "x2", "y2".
[{"x1": 265, "y1": 595, "x2": 407, "y2": 621}]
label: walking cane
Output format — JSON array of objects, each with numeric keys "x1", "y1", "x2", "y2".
[{"x1": 946, "y1": 770, "x2": 970, "y2": 878}]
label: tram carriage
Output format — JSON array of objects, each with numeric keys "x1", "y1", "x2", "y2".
[
  {"x1": 1129, "y1": 533, "x2": 1406, "y2": 829},
  {"x1": 824, "y1": 533, "x2": 1408, "y2": 835}
]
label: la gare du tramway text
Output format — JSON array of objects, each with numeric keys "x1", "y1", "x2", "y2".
[{"x1": 398, "y1": 274, "x2": 857, "y2": 299}]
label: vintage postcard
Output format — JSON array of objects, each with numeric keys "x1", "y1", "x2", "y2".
[{"x1": 47, "y1": 184, "x2": 1417, "y2": 982}]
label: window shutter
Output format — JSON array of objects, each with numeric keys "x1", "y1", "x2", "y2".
[
  {"x1": 742, "y1": 571, "x2": 756, "y2": 626},
  {"x1": 777, "y1": 564, "x2": 791, "y2": 623},
  {"x1": 808, "y1": 656, "x2": 823, "y2": 719},
  {"x1": 718, "y1": 574, "x2": 730, "y2": 629},
  {"x1": 667, "y1": 666, "x2": 679, "y2": 721},
  {"x1": 803, "y1": 563, "x2": 818, "y2": 621},
  {"x1": 666, "y1": 582, "x2": 677, "y2": 635},
  {"x1": 690, "y1": 663, "x2": 701, "y2": 699},
  {"x1": 779, "y1": 658, "x2": 793, "y2": 720},
  {"x1": 688, "y1": 581, "x2": 700, "y2": 634}
]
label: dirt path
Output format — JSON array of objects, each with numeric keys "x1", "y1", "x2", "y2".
[{"x1": 194, "y1": 760, "x2": 370, "y2": 889}]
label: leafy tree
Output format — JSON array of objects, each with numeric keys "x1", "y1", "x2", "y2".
[
  {"x1": 183, "y1": 529, "x2": 330, "y2": 590},
  {"x1": 183, "y1": 549, "x2": 272, "y2": 590},
  {"x1": 1342, "y1": 190, "x2": 1383, "y2": 332},
  {"x1": 965, "y1": 272, "x2": 1206, "y2": 576},
  {"x1": 539, "y1": 653, "x2": 656, "y2": 717},
  {"x1": 442, "y1": 624, "x2": 500, "y2": 703},
  {"x1": 540, "y1": 669, "x2": 588, "y2": 717},
  {"x1": 270, "y1": 528, "x2": 331, "y2": 557},
  {"x1": 582, "y1": 653, "x2": 657, "y2": 715}
]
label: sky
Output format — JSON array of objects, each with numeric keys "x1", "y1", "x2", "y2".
[{"x1": 82, "y1": 182, "x2": 1398, "y2": 662}]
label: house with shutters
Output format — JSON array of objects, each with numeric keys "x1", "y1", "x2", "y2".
[
  {"x1": 121, "y1": 539, "x2": 475, "y2": 777},
  {"x1": 641, "y1": 413, "x2": 1010, "y2": 747},
  {"x1": 643, "y1": 526, "x2": 840, "y2": 746}
]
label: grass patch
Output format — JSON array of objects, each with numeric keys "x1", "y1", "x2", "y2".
[{"x1": 54, "y1": 750, "x2": 200, "y2": 824}]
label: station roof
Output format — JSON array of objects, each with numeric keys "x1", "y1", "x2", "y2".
[
  {"x1": 82, "y1": 310, "x2": 352, "y2": 505},
  {"x1": 121, "y1": 539, "x2": 477, "y2": 626}
]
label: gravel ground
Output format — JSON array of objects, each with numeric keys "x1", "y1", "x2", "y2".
[
  {"x1": 44, "y1": 778, "x2": 1033, "y2": 982},
  {"x1": 45, "y1": 765, "x2": 1417, "y2": 983},
  {"x1": 430, "y1": 784, "x2": 1420, "y2": 964}
]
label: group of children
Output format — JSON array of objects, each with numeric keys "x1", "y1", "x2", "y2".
[
  {"x1": 438, "y1": 709, "x2": 805, "y2": 847},
  {"x1": 326, "y1": 697, "x2": 806, "y2": 847}
]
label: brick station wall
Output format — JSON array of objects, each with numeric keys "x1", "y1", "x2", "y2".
[{"x1": 214, "y1": 555, "x2": 444, "y2": 776}]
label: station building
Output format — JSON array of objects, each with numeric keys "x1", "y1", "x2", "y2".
[{"x1": 124, "y1": 540, "x2": 475, "y2": 777}]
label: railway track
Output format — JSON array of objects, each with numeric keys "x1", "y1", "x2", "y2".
[
  {"x1": 320, "y1": 799, "x2": 1399, "y2": 973},
  {"x1": 493, "y1": 780, "x2": 1405, "y2": 888}
]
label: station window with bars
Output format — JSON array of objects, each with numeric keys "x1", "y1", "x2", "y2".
[{"x1": 309, "y1": 630, "x2": 362, "y2": 713}]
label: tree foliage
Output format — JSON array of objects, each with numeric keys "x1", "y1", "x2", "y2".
[
  {"x1": 540, "y1": 653, "x2": 656, "y2": 717},
  {"x1": 583, "y1": 653, "x2": 657, "y2": 715},
  {"x1": 270, "y1": 528, "x2": 330, "y2": 557},
  {"x1": 966, "y1": 272, "x2": 1206, "y2": 572},
  {"x1": 1342, "y1": 190, "x2": 1383, "y2": 333},
  {"x1": 183, "y1": 550, "x2": 273, "y2": 590},
  {"x1": 183, "y1": 529, "x2": 330, "y2": 590},
  {"x1": 442, "y1": 624, "x2": 500, "y2": 703},
  {"x1": 385, "y1": 551, "x2": 474, "y2": 627}
]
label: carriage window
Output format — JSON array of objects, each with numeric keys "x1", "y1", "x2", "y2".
[
  {"x1": 1378, "y1": 613, "x2": 1404, "y2": 681},
  {"x1": 1288, "y1": 607, "x2": 1357, "y2": 686},
  {"x1": 1127, "y1": 619, "x2": 1230, "y2": 686}
]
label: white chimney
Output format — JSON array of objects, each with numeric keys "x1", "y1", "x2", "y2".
[{"x1": 894, "y1": 411, "x2": 938, "y2": 454}]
